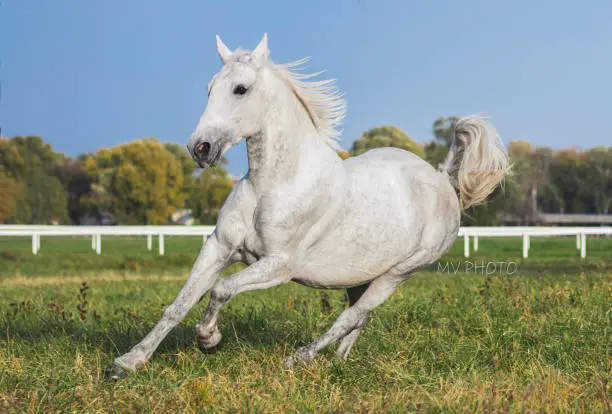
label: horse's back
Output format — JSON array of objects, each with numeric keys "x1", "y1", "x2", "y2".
[
  {"x1": 345, "y1": 146, "x2": 427, "y2": 166},
  {"x1": 343, "y1": 147, "x2": 460, "y2": 243}
]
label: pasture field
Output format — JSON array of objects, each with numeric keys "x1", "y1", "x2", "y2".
[
  {"x1": 1, "y1": 234, "x2": 611, "y2": 277},
  {"x1": 0, "y1": 236, "x2": 610, "y2": 412}
]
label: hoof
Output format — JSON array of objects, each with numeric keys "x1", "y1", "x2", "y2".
[
  {"x1": 285, "y1": 346, "x2": 315, "y2": 369},
  {"x1": 197, "y1": 341, "x2": 221, "y2": 354},
  {"x1": 196, "y1": 324, "x2": 222, "y2": 353},
  {"x1": 285, "y1": 355, "x2": 296, "y2": 370},
  {"x1": 104, "y1": 362, "x2": 128, "y2": 381}
]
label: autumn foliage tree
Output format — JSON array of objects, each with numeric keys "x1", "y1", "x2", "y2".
[
  {"x1": 81, "y1": 139, "x2": 186, "y2": 224},
  {"x1": 583, "y1": 147, "x2": 612, "y2": 214},
  {"x1": 424, "y1": 116, "x2": 459, "y2": 167},
  {"x1": 164, "y1": 142, "x2": 197, "y2": 195},
  {"x1": 0, "y1": 169, "x2": 22, "y2": 223},
  {"x1": 190, "y1": 166, "x2": 234, "y2": 224},
  {"x1": 351, "y1": 126, "x2": 425, "y2": 158},
  {"x1": 0, "y1": 136, "x2": 68, "y2": 223},
  {"x1": 1, "y1": 115, "x2": 610, "y2": 226}
]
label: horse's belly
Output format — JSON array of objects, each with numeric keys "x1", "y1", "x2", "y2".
[
  {"x1": 291, "y1": 259, "x2": 392, "y2": 289},
  {"x1": 291, "y1": 219, "x2": 419, "y2": 289}
]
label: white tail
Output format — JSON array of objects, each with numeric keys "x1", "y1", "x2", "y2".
[{"x1": 440, "y1": 115, "x2": 510, "y2": 210}]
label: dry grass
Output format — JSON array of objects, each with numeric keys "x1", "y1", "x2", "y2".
[
  {"x1": 1, "y1": 267, "x2": 610, "y2": 412},
  {"x1": 1, "y1": 272, "x2": 188, "y2": 287}
]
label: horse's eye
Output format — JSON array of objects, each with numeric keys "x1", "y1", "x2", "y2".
[{"x1": 233, "y1": 85, "x2": 248, "y2": 95}]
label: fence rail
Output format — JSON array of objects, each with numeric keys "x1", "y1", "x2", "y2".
[
  {"x1": 0, "y1": 225, "x2": 215, "y2": 256},
  {"x1": 0, "y1": 225, "x2": 611, "y2": 258}
]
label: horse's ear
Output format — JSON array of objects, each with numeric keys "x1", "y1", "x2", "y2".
[
  {"x1": 251, "y1": 33, "x2": 269, "y2": 62},
  {"x1": 216, "y1": 35, "x2": 233, "y2": 64}
]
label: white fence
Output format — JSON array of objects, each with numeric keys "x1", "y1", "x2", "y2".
[
  {"x1": 0, "y1": 225, "x2": 215, "y2": 256},
  {"x1": 458, "y1": 226, "x2": 612, "y2": 258},
  {"x1": 0, "y1": 225, "x2": 611, "y2": 258}
]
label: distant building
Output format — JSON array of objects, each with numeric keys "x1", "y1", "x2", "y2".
[
  {"x1": 170, "y1": 209, "x2": 195, "y2": 226},
  {"x1": 502, "y1": 213, "x2": 612, "y2": 226},
  {"x1": 79, "y1": 212, "x2": 116, "y2": 225},
  {"x1": 537, "y1": 213, "x2": 612, "y2": 226}
]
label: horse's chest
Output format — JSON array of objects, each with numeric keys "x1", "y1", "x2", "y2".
[
  {"x1": 241, "y1": 197, "x2": 313, "y2": 261},
  {"x1": 241, "y1": 231, "x2": 264, "y2": 264}
]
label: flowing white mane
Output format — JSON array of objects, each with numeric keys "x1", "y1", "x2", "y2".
[
  {"x1": 274, "y1": 58, "x2": 347, "y2": 148},
  {"x1": 230, "y1": 50, "x2": 347, "y2": 149}
]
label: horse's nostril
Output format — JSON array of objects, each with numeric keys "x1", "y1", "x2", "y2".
[{"x1": 197, "y1": 142, "x2": 211, "y2": 157}]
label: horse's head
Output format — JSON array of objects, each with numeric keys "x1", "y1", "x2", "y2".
[
  {"x1": 187, "y1": 34, "x2": 273, "y2": 168},
  {"x1": 188, "y1": 34, "x2": 346, "y2": 168}
]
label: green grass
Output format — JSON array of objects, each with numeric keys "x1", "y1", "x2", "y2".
[
  {"x1": 0, "y1": 236, "x2": 205, "y2": 276},
  {"x1": 1, "y1": 234, "x2": 610, "y2": 277},
  {"x1": 0, "y1": 236, "x2": 610, "y2": 412}
]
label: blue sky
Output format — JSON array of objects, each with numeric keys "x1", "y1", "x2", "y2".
[{"x1": 2, "y1": 0, "x2": 611, "y2": 176}]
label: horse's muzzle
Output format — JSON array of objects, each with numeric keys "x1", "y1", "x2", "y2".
[{"x1": 190, "y1": 139, "x2": 221, "y2": 168}]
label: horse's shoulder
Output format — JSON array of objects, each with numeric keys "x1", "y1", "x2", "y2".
[{"x1": 215, "y1": 179, "x2": 257, "y2": 250}]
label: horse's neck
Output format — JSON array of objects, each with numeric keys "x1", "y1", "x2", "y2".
[
  {"x1": 245, "y1": 84, "x2": 343, "y2": 195},
  {"x1": 245, "y1": 124, "x2": 339, "y2": 195}
]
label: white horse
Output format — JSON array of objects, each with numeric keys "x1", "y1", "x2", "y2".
[{"x1": 105, "y1": 34, "x2": 509, "y2": 379}]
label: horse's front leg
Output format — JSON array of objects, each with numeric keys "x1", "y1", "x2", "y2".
[
  {"x1": 105, "y1": 234, "x2": 228, "y2": 379},
  {"x1": 195, "y1": 256, "x2": 291, "y2": 352}
]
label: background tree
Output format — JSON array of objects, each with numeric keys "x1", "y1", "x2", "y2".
[
  {"x1": 424, "y1": 116, "x2": 459, "y2": 167},
  {"x1": 1, "y1": 116, "x2": 609, "y2": 227},
  {"x1": 81, "y1": 139, "x2": 186, "y2": 224},
  {"x1": 165, "y1": 140, "x2": 236, "y2": 223},
  {"x1": 164, "y1": 142, "x2": 196, "y2": 178},
  {"x1": 55, "y1": 157, "x2": 93, "y2": 224},
  {"x1": 337, "y1": 149, "x2": 351, "y2": 160},
  {"x1": 190, "y1": 166, "x2": 234, "y2": 224},
  {"x1": 461, "y1": 186, "x2": 511, "y2": 226},
  {"x1": 583, "y1": 147, "x2": 612, "y2": 214},
  {"x1": 0, "y1": 136, "x2": 68, "y2": 223},
  {"x1": 504, "y1": 141, "x2": 555, "y2": 224},
  {"x1": 506, "y1": 141, "x2": 536, "y2": 224},
  {"x1": 548, "y1": 149, "x2": 587, "y2": 214},
  {"x1": 0, "y1": 169, "x2": 23, "y2": 223},
  {"x1": 351, "y1": 126, "x2": 425, "y2": 158},
  {"x1": 164, "y1": 142, "x2": 199, "y2": 211}
]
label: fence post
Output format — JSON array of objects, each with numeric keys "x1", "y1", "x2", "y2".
[
  {"x1": 96, "y1": 233, "x2": 101, "y2": 255},
  {"x1": 147, "y1": 233, "x2": 152, "y2": 251},
  {"x1": 36, "y1": 233, "x2": 41, "y2": 252},
  {"x1": 473, "y1": 235, "x2": 479, "y2": 252},
  {"x1": 576, "y1": 234, "x2": 581, "y2": 250},
  {"x1": 464, "y1": 234, "x2": 469, "y2": 258},
  {"x1": 159, "y1": 233, "x2": 165, "y2": 256},
  {"x1": 32, "y1": 233, "x2": 38, "y2": 255},
  {"x1": 522, "y1": 233, "x2": 529, "y2": 259},
  {"x1": 580, "y1": 233, "x2": 586, "y2": 258},
  {"x1": 526, "y1": 234, "x2": 530, "y2": 251},
  {"x1": 92, "y1": 234, "x2": 96, "y2": 250}
]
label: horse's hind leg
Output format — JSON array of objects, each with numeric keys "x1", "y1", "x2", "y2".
[
  {"x1": 336, "y1": 284, "x2": 369, "y2": 360},
  {"x1": 287, "y1": 250, "x2": 435, "y2": 368},
  {"x1": 286, "y1": 276, "x2": 401, "y2": 368}
]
